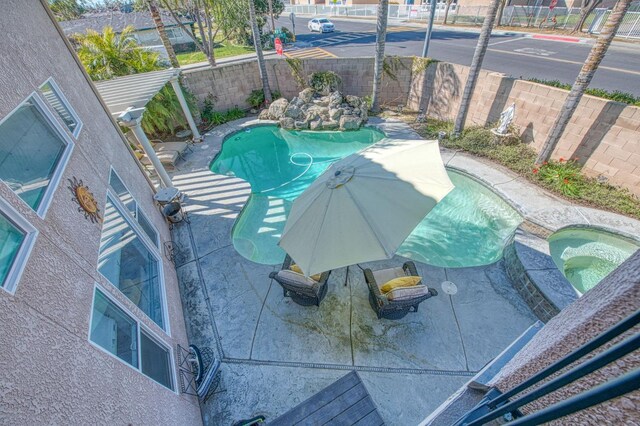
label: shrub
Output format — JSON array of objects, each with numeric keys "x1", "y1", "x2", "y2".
[
  {"x1": 309, "y1": 71, "x2": 342, "y2": 95},
  {"x1": 410, "y1": 118, "x2": 640, "y2": 219},
  {"x1": 201, "y1": 105, "x2": 247, "y2": 128},
  {"x1": 142, "y1": 85, "x2": 197, "y2": 137},
  {"x1": 246, "y1": 89, "x2": 282, "y2": 108},
  {"x1": 527, "y1": 78, "x2": 640, "y2": 106}
]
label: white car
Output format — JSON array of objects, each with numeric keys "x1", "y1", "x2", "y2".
[{"x1": 308, "y1": 18, "x2": 335, "y2": 33}]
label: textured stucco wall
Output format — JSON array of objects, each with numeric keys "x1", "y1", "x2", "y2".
[
  {"x1": 0, "y1": 1, "x2": 201, "y2": 424},
  {"x1": 490, "y1": 250, "x2": 640, "y2": 424}
]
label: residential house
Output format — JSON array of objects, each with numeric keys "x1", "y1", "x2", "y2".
[
  {"x1": 0, "y1": 0, "x2": 201, "y2": 423},
  {"x1": 59, "y1": 11, "x2": 196, "y2": 59}
]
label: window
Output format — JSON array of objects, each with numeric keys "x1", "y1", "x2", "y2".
[
  {"x1": 98, "y1": 195, "x2": 166, "y2": 330},
  {"x1": 0, "y1": 94, "x2": 74, "y2": 216},
  {"x1": 109, "y1": 169, "x2": 159, "y2": 247},
  {"x1": 39, "y1": 79, "x2": 82, "y2": 138},
  {"x1": 165, "y1": 28, "x2": 183, "y2": 39},
  {"x1": 0, "y1": 197, "x2": 38, "y2": 293},
  {"x1": 90, "y1": 288, "x2": 175, "y2": 390}
]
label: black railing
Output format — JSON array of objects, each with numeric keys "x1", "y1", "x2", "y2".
[{"x1": 455, "y1": 309, "x2": 640, "y2": 426}]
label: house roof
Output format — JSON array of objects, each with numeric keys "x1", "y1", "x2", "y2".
[
  {"x1": 94, "y1": 68, "x2": 181, "y2": 117},
  {"x1": 59, "y1": 11, "x2": 193, "y2": 35}
]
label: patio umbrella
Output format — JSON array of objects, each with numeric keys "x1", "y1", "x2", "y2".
[{"x1": 278, "y1": 138, "x2": 454, "y2": 277}]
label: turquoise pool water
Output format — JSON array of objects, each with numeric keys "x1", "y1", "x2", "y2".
[
  {"x1": 211, "y1": 125, "x2": 523, "y2": 268},
  {"x1": 548, "y1": 228, "x2": 639, "y2": 295}
]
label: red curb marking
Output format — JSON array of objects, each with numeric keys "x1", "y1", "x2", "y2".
[{"x1": 532, "y1": 34, "x2": 582, "y2": 43}]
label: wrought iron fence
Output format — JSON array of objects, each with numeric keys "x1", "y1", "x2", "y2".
[{"x1": 284, "y1": 2, "x2": 640, "y2": 39}]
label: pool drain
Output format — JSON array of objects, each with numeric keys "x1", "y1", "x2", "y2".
[{"x1": 441, "y1": 281, "x2": 458, "y2": 295}]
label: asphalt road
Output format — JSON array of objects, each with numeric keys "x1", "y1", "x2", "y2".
[{"x1": 277, "y1": 16, "x2": 640, "y2": 96}]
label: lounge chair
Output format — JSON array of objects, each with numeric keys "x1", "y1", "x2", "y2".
[
  {"x1": 363, "y1": 261, "x2": 438, "y2": 319},
  {"x1": 150, "y1": 138, "x2": 192, "y2": 158},
  {"x1": 269, "y1": 255, "x2": 331, "y2": 306}
]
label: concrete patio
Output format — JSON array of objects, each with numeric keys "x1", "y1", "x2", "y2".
[{"x1": 167, "y1": 118, "x2": 541, "y2": 425}]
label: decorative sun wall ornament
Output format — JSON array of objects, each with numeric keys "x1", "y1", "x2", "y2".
[{"x1": 68, "y1": 177, "x2": 102, "y2": 223}]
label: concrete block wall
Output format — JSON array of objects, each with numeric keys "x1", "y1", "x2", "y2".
[
  {"x1": 409, "y1": 61, "x2": 640, "y2": 195},
  {"x1": 183, "y1": 56, "x2": 640, "y2": 196}
]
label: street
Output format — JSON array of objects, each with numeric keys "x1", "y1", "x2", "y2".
[{"x1": 277, "y1": 16, "x2": 640, "y2": 96}]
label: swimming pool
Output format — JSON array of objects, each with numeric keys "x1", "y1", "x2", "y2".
[
  {"x1": 548, "y1": 227, "x2": 639, "y2": 295},
  {"x1": 211, "y1": 125, "x2": 523, "y2": 268}
]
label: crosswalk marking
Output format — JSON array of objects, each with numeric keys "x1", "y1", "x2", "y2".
[
  {"x1": 310, "y1": 26, "x2": 421, "y2": 48},
  {"x1": 284, "y1": 47, "x2": 338, "y2": 59}
]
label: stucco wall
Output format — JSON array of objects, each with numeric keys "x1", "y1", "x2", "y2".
[
  {"x1": 489, "y1": 250, "x2": 640, "y2": 424},
  {"x1": 0, "y1": 1, "x2": 201, "y2": 424}
]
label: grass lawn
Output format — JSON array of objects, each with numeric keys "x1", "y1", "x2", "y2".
[{"x1": 176, "y1": 44, "x2": 254, "y2": 65}]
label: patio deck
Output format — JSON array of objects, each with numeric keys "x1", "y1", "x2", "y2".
[{"x1": 167, "y1": 118, "x2": 540, "y2": 425}]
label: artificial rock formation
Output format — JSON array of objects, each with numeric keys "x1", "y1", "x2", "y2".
[{"x1": 259, "y1": 89, "x2": 368, "y2": 131}]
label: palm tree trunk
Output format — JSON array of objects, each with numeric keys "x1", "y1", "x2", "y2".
[
  {"x1": 268, "y1": 0, "x2": 276, "y2": 32},
  {"x1": 146, "y1": 0, "x2": 179, "y2": 68},
  {"x1": 495, "y1": 0, "x2": 507, "y2": 28},
  {"x1": 371, "y1": 0, "x2": 389, "y2": 113},
  {"x1": 161, "y1": 0, "x2": 215, "y2": 67},
  {"x1": 571, "y1": 0, "x2": 604, "y2": 33},
  {"x1": 453, "y1": 0, "x2": 501, "y2": 135},
  {"x1": 443, "y1": 0, "x2": 452, "y2": 25},
  {"x1": 249, "y1": 0, "x2": 272, "y2": 103},
  {"x1": 537, "y1": 0, "x2": 631, "y2": 164}
]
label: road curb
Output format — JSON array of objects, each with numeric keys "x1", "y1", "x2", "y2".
[{"x1": 525, "y1": 33, "x2": 591, "y2": 44}]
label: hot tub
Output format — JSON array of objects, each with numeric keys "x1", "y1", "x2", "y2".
[{"x1": 548, "y1": 227, "x2": 639, "y2": 295}]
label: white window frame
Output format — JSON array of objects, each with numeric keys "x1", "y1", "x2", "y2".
[
  {"x1": 108, "y1": 167, "x2": 160, "y2": 248},
  {"x1": 98, "y1": 190, "x2": 170, "y2": 335},
  {"x1": 0, "y1": 196, "x2": 38, "y2": 295},
  {"x1": 38, "y1": 78, "x2": 83, "y2": 139},
  {"x1": 88, "y1": 285, "x2": 178, "y2": 393},
  {"x1": 165, "y1": 27, "x2": 183, "y2": 39},
  {"x1": 0, "y1": 92, "x2": 75, "y2": 219}
]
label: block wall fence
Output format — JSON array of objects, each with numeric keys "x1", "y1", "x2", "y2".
[{"x1": 182, "y1": 57, "x2": 640, "y2": 196}]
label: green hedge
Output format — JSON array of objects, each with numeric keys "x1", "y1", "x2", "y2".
[{"x1": 527, "y1": 78, "x2": 640, "y2": 106}]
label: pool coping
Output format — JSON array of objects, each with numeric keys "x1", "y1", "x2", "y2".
[{"x1": 201, "y1": 116, "x2": 640, "y2": 320}]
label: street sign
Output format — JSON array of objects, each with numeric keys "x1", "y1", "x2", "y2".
[
  {"x1": 550, "y1": 0, "x2": 558, "y2": 10},
  {"x1": 275, "y1": 37, "x2": 283, "y2": 56}
]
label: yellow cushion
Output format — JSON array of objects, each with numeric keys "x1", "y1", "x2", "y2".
[
  {"x1": 380, "y1": 276, "x2": 422, "y2": 294},
  {"x1": 290, "y1": 264, "x2": 322, "y2": 282}
]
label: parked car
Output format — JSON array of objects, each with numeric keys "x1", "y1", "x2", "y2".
[{"x1": 308, "y1": 18, "x2": 335, "y2": 33}]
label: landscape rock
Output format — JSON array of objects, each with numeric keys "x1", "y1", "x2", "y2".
[
  {"x1": 284, "y1": 103, "x2": 302, "y2": 119},
  {"x1": 260, "y1": 90, "x2": 367, "y2": 131},
  {"x1": 322, "y1": 120, "x2": 339, "y2": 130},
  {"x1": 269, "y1": 98, "x2": 289, "y2": 120},
  {"x1": 279, "y1": 117, "x2": 295, "y2": 130},
  {"x1": 329, "y1": 108, "x2": 343, "y2": 120},
  {"x1": 298, "y1": 88, "x2": 315, "y2": 103},
  {"x1": 295, "y1": 120, "x2": 309, "y2": 130},
  {"x1": 339, "y1": 115, "x2": 362, "y2": 131},
  {"x1": 258, "y1": 109, "x2": 271, "y2": 120},
  {"x1": 309, "y1": 119, "x2": 323, "y2": 130},
  {"x1": 346, "y1": 95, "x2": 361, "y2": 108}
]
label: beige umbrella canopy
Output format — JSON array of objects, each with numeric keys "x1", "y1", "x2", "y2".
[{"x1": 278, "y1": 138, "x2": 454, "y2": 277}]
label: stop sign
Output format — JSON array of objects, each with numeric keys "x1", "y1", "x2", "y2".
[{"x1": 275, "y1": 37, "x2": 283, "y2": 56}]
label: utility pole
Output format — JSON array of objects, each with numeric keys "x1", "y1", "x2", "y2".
[{"x1": 422, "y1": 0, "x2": 437, "y2": 57}]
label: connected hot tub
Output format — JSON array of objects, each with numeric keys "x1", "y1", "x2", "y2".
[{"x1": 548, "y1": 227, "x2": 639, "y2": 295}]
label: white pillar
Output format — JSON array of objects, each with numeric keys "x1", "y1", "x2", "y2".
[
  {"x1": 170, "y1": 76, "x2": 202, "y2": 142},
  {"x1": 119, "y1": 109, "x2": 173, "y2": 188}
]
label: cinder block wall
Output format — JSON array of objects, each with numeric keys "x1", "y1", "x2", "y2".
[
  {"x1": 182, "y1": 57, "x2": 640, "y2": 196},
  {"x1": 409, "y1": 61, "x2": 640, "y2": 195}
]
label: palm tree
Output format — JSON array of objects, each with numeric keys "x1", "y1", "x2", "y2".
[
  {"x1": 73, "y1": 26, "x2": 162, "y2": 81},
  {"x1": 453, "y1": 0, "x2": 501, "y2": 135},
  {"x1": 371, "y1": 0, "x2": 389, "y2": 113},
  {"x1": 572, "y1": 0, "x2": 604, "y2": 34},
  {"x1": 537, "y1": 0, "x2": 631, "y2": 163},
  {"x1": 146, "y1": 0, "x2": 179, "y2": 68},
  {"x1": 443, "y1": 0, "x2": 454, "y2": 25},
  {"x1": 249, "y1": 0, "x2": 272, "y2": 103},
  {"x1": 495, "y1": 0, "x2": 508, "y2": 28}
]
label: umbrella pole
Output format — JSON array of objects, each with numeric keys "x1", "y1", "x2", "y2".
[{"x1": 344, "y1": 265, "x2": 349, "y2": 287}]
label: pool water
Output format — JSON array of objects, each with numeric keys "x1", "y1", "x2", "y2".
[
  {"x1": 211, "y1": 125, "x2": 523, "y2": 268},
  {"x1": 548, "y1": 228, "x2": 639, "y2": 295}
]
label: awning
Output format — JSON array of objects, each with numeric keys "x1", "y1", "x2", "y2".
[{"x1": 94, "y1": 68, "x2": 180, "y2": 116}]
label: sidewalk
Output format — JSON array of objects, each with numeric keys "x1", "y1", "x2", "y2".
[{"x1": 180, "y1": 50, "x2": 278, "y2": 71}]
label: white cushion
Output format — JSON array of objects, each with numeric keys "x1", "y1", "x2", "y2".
[{"x1": 387, "y1": 285, "x2": 430, "y2": 301}]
